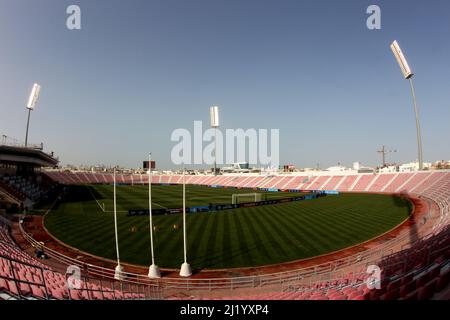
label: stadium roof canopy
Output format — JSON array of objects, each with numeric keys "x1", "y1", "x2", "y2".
[{"x1": 0, "y1": 145, "x2": 58, "y2": 168}]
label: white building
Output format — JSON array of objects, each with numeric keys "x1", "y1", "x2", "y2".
[
  {"x1": 399, "y1": 161, "x2": 432, "y2": 172},
  {"x1": 325, "y1": 165, "x2": 349, "y2": 172}
]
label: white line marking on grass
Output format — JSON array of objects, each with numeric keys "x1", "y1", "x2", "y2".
[
  {"x1": 152, "y1": 202, "x2": 168, "y2": 209},
  {"x1": 90, "y1": 185, "x2": 169, "y2": 211}
]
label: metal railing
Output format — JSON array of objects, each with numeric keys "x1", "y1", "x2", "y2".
[
  {"x1": 0, "y1": 135, "x2": 58, "y2": 161},
  {"x1": 0, "y1": 135, "x2": 43, "y2": 150},
  {"x1": 0, "y1": 251, "x2": 162, "y2": 300}
]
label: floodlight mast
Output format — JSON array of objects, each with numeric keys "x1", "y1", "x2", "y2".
[
  {"x1": 179, "y1": 167, "x2": 192, "y2": 277},
  {"x1": 25, "y1": 83, "x2": 41, "y2": 147},
  {"x1": 147, "y1": 153, "x2": 160, "y2": 278},
  {"x1": 113, "y1": 167, "x2": 124, "y2": 280},
  {"x1": 390, "y1": 40, "x2": 424, "y2": 170}
]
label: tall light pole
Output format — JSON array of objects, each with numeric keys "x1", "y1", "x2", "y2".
[
  {"x1": 210, "y1": 106, "x2": 220, "y2": 175},
  {"x1": 179, "y1": 167, "x2": 192, "y2": 277},
  {"x1": 147, "y1": 153, "x2": 161, "y2": 278},
  {"x1": 390, "y1": 40, "x2": 424, "y2": 170},
  {"x1": 113, "y1": 167, "x2": 124, "y2": 280},
  {"x1": 25, "y1": 83, "x2": 41, "y2": 147}
]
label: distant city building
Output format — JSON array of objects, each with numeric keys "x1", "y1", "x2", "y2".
[
  {"x1": 222, "y1": 162, "x2": 250, "y2": 173},
  {"x1": 431, "y1": 160, "x2": 450, "y2": 170},
  {"x1": 399, "y1": 161, "x2": 432, "y2": 172},
  {"x1": 378, "y1": 165, "x2": 398, "y2": 173},
  {"x1": 325, "y1": 165, "x2": 348, "y2": 172}
]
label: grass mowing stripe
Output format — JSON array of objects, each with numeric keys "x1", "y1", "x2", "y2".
[
  {"x1": 235, "y1": 212, "x2": 270, "y2": 265},
  {"x1": 185, "y1": 213, "x2": 211, "y2": 262},
  {"x1": 313, "y1": 202, "x2": 409, "y2": 234},
  {"x1": 45, "y1": 186, "x2": 409, "y2": 268},
  {"x1": 297, "y1": 203, "x2": 403, "y2": 250},
  {"x1": 260, "y1": 206, "x2": 298, "y2": 242},
  {"x1": 200, "y1": 212, "x2": 224, "y2": 268},
  {"x1": 277, "y1": 208, "x2": 329, "y2": 257},
  {"x1": 260, "y1": 205, "x2": 311, "y2": 249},
  {"x1": 212, "y1": 214, "x2": 226, "y2": 265},
  {"x1": 242, "y1": 207, "x2": 289, "y2": 258},
  {"x1": 274, "y1": 204, "x2": 336, "y2": 255},
  {"x1": 294, "y1": 207, "x2": 357, "y2": 250},
  {"x1": 188, "y1": 213, "x2": 216, "y2": 268},
  {"x1": 221, "y1": 212, "x2": 233, "y2": 266},
  {"x1": 232, "y1": 211, "x2": 257, "y2": 266}
]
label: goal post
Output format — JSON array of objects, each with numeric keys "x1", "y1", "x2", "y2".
[{"x1": 232, "y1": 193, "x2": 262, "y2": 205}]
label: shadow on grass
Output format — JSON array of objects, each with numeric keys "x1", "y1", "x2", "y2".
[{"x1": 52, "y1": 185, "x2": 105, "y2": 210}]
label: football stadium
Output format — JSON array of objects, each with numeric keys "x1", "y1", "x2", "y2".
[{"x1": 1, "y1": 0, "x2": 450, "y2": 307}]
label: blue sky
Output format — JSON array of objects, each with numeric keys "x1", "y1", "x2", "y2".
[{"x1": 1, "y1": 0, "x2": 449, "y2": 169}]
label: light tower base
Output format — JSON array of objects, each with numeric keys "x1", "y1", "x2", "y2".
[
  {"x1": 148, "y1": 264, "x2": 161, "y2": 279},
  {"x1": 114, "y1": 264, "x2": 124, "y2": 280},
  {"x1": 179, "y1": 262, "x2": 192, "y2": 277}
]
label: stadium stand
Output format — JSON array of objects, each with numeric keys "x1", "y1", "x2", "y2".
[
  {"x1": 336, "y1": 175, "x2": 357, "y2": 192},
  {"x1": 1, "y1": 176, "x2": 44, "y2": 202},
  {"x1": 351, "y1": 174, "x2": 376, "y2": 192},
  {"x1": 283, "y1": 176, "x2": 304, "y2": 190},
  {"x1": 383, "y1": 173, "x2": 413, "y2": 193},
  {"x1": 271, "y1": 176, "x2": 291, "y2": 189},
  {"x1": 304, "y1": 175, "x2": 329, "y2": 190},
  {"x1": 367, "y1": 174, "x2": 396, "y2": 192},
  {"x1": 400, "y1": 172, "x2": 431, "y2": 193},
  {"x1": 0, "y1": 220, "x2": 159, "y2": 300},
  {"x1": 0, "y1": 170, "x2": 449, "y2": 300},
  {"x1": 322, "y1": 176, "x2": 344, "y2": 191},
  {"x1": 0, "y1": 180, "x2": 26, "y2": 204}
]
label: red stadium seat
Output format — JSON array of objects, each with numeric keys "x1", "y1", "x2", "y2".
[
  {"x1": 380, "y1": 288, "x2": 399, "y2": 300},
  {"x1": 436, "y1": 269, "x2": 450, "y2": 292},
  {"x1": 69, "y1": 290, "x2": 81, "y2": 300},
  {"x1": 0, "y1": 278, "x2": 9, "y2": 292},
  {"x1": 31, "y1": 285, "x2": 46, "y2": 299},
  {"x1": 19, "y1": 282, "x2": 31, "y2": 296},
  {"x1": 399, "y1": 281, "x2": 416, "y2": 299},
  {"x1": 418, "y1": 279, "x2": 437, "y2": 300},
  {"x1": 7, "y1": 281, "x2": 19, "y2": 296}
]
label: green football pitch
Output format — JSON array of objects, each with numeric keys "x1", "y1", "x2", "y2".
[{"x1": 44, "y1": 184, "x2": 412, "y2": 269}]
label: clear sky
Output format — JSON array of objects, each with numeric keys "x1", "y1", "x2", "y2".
[{"x1": 1, "y1": 0, "x2": 449, "y2": 169}]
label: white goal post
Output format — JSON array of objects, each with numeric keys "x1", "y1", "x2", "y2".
[{"x1": 232, "y1": 193, "x2": 262, "y2": 204}]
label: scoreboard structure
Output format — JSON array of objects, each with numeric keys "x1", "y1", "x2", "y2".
[{"x1": 143, "y1": 160, "x2": 156, "y2": 170}]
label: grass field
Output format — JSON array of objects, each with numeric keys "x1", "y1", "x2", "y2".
[
  {"x1": 86, "y1": 184, "x2": 306, "y2": 211},
  {"x1": 44, "y1": 184, "x2": 412, "y2": 269}
]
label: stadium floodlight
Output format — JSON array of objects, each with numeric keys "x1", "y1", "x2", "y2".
[
  {"x1": 25, "y1": 83, "x2": 41, "y2": 147},
  {"x1": 390, "y1": 41, "x2": 413, "y2": 80},
  {"x1": 210, "y1": 106, "x2": 219, "y2": 128},
  {"x1": 113, "y1": 168, "x2": 124, "y2": 280},
  {"x1": 27, "y1": 83, "x2": 41, "y2": 110},
  {"x1": 147, "y1": 153, "x2": 161, "y2": 279},
  {"x1": 390, "y1": 40, "x2": 424, "y2": 170},
  {"x1": 179, "y1": 168, "x2": 192, "y2": 277},
  {"x1": 210, "y1": 106, "x2": 220, "y2": 175}
]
